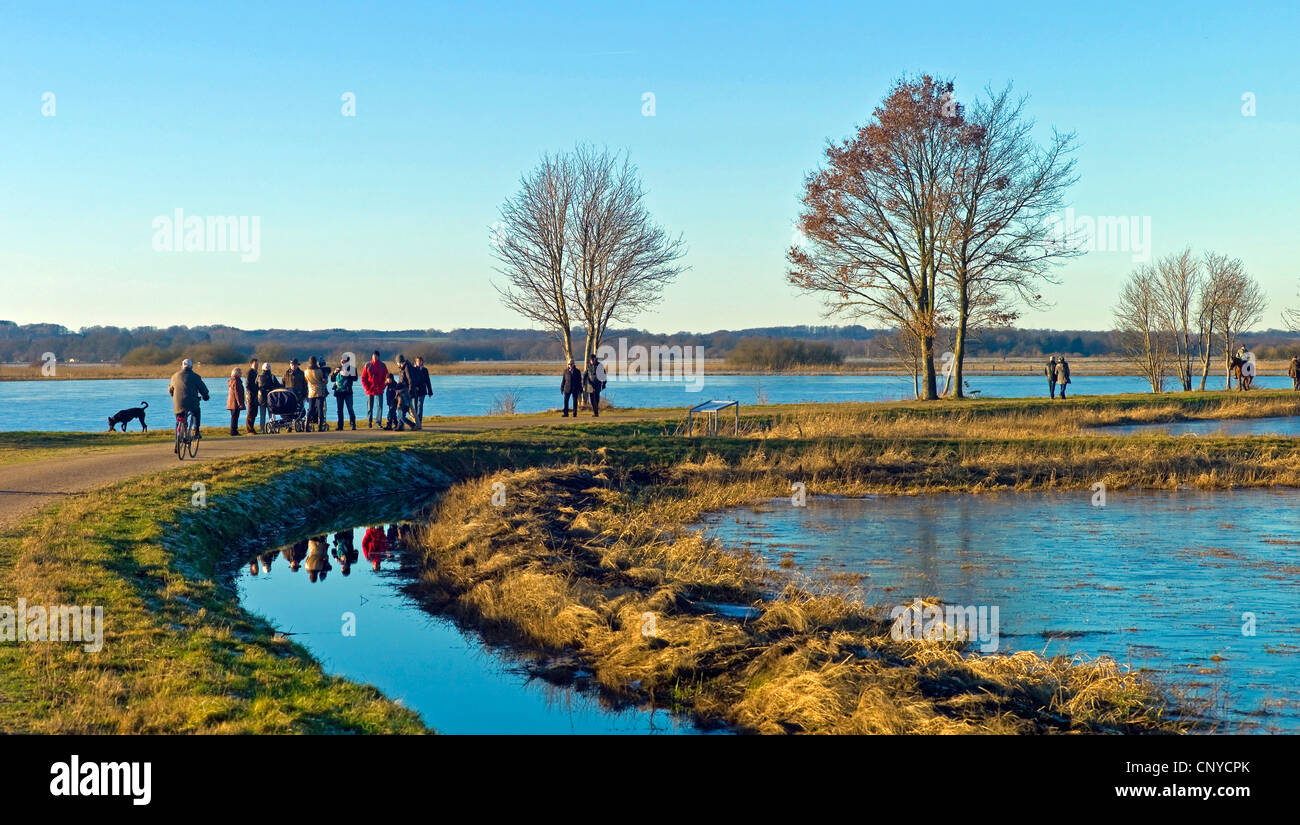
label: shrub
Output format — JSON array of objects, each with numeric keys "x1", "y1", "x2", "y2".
[{"x1": 726, "y1": 337, "x2": 843, "y2": 370}]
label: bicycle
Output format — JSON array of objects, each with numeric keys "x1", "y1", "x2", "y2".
[{"x1": 174, "y1": 410, "x2": 199, "y2": 460}]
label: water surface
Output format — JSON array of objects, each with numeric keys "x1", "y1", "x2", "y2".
[
  {"x1": 699, "y1": 489, "x2": 1300, "y2": 732},
  {"x1": 237, "y1": 523, "x2": 695, "y2": 734}
]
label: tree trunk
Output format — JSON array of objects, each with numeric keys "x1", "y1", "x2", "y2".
[
  {"x1": 951, "y1": 295, "x2": 969, "y2": 398},
  {"x1": 920, "y1": 336, "x2": 938, "y2": 400}
]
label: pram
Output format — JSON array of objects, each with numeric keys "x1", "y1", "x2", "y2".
[{"x1": 264, "y1": 388, "x2": 306, "y2": 433}]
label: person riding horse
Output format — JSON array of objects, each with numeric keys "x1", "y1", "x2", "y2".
[{"x1": 1230, "y1": 345, "x2": 1255, "y2": 391}]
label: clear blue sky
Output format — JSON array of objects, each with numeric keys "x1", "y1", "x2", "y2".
[{"x1": 2, "y1": 0, "x2": 1297, "y2": 333}]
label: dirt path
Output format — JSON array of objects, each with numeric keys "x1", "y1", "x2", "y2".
[{"x1": 0, "y1": 409, "x2": 680, "y2": 528}]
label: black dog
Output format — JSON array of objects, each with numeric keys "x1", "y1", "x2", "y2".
[{"x1": 108, "y1": 401, "x2": 149, "y2": 432}]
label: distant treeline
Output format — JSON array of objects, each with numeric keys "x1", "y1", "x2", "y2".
[{"x1": 2, "y1": 320, "x2": 1298, "y2": 364}]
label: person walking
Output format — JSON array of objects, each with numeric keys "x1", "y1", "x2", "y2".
[
  {"x1": 245, "y1": 358, "x2": 260, "y2": 434},
  {"x1": 361, "y1": 351, "x2": 389, "y2": 428},
  {"x1": 305, "y1": 356, "x2": 328, "y2": 431},
  {"x1": 1045, "y1": 355, "x2": 1058, "y2": 399},
  {"x1": 583, "y1": 353, "x2": 608, "y2": 417},
  {"x1": 168, "y1": 358, "x2": 210, "y2": 439},
  {"x1": 1289, "y1": 355, "x2": 1300, "y2": 391},
  {"x1": 256, "y1": 362, "x2": 279, "y2": 432},
  {"x1": 1054, "y1": 356, "x2": 1071, "y2": 399},
  {"x1": 561, "y1": 359, "x2": 582, "y2": 417},
  {"x1": 409, "y1": 356, "x2": 432, "y2": 429},
  {"x1": 332, "y1": 355, "x2": 358, "y2": 430},
  {"x1": 226, "y1": 367, "x2": 246, "y2": 436}
]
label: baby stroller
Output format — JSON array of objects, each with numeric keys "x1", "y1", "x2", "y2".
[{"x1": 264, "y1": 388, "x2": 306, "y2": 433}]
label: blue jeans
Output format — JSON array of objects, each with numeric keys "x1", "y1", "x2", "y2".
[
  {"x1": 367, "y1": 393, "x2": 384, "y2": 424},
  {"x1": 336, "y1": 393, "x2": 355, "y2": 427},
  {"x1": 410, "y1": 394, "x2": 425, "y2": 428}
]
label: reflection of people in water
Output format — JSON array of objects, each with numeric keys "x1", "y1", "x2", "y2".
[
  {"x1": 362, "y1": 526, "x2": 388, "y2": 571},
  {"x1": 248, "y1": 558, "x2": 259, "y2": 576},
  {"x1": 332, "y1": 529, "x2": 358, "y2": 576},
  {"x1": 258, "y1": 549, "x2": 276, "y2": 575},
  {"x1": 282, "y1": 539, "x2": 308, "y2": 573},
  {"x1": 305, "y1": 535, "x2": 332, "y2": 583}
]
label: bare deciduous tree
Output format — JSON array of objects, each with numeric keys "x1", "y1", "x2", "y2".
[
  {"x1": 567, "y1": 146, "x2": 688, "y2": 362},
  {"x1": 1153, "y1": 248, "x2": 1201, "y2": 391},
  {"x1": 494, "y1": 146, "x2": 687, "y2": 363},
  {"x1": 1114, "y1": 264, "x2": 1169, "y2": 392},
  {"x1": 492, "y1": 153, "x2": 579, "y2": 361},
  {"x1": 942, "y1": 84, "x2": 1080, "y2": 397},
  {"x1": 1203, "y1": 252, "x2": 1265, "y2": 388}
]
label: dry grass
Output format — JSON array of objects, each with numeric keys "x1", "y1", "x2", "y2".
[{"x1": 408, "y1": 463, "x2": 1193, "y2": 734}]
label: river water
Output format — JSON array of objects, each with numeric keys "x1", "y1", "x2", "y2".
[
  {"x1": 699, "y1": 489, "x2": 1300, "y2": 732},
  {"x1": 5, "y1": 372, "x2": 1295, "y2": 431},
  {"x1": 236, "y1": 522, "x2": 696, "y2": 734}
]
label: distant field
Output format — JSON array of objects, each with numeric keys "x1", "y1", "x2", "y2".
[{"x1": 3, "y1": 355, "x2": 1295, "y2": 381}]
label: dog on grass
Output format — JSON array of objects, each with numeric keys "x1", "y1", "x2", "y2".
[{"x1": 108, "y1": 401, "x2": 149, "y2": 432}]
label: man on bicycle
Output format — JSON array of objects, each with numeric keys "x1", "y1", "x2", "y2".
[{"x1": 169, "y1": 358, "x2": 211, "y2": 438}]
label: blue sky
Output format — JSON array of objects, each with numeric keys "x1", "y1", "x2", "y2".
[{"x1": 2, "y1": 0, "x2": 1297, "y2": 333}]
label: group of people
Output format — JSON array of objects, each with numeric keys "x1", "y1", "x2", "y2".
[
  {"x1": 1044, "y1": 355, "x2": 1072, "y2": 399},
  {"x1": 213, "y1": 351, "x2": 434, "y2": 436},
  {"x1": 562, "y1": 353, "x2": 608, "y2": 416}
]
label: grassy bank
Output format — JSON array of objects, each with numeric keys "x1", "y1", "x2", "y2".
[
  {"x1": 4, "y1": 392, "x2": 1297, "y2": 733},
  {"x1": 0, "y1": 444, "x2": 450, "y2": 732}
]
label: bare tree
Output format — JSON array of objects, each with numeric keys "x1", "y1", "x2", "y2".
[
  {"x1": 788, "y1": 75, "x2": 967, "y2": 400},
  {"x1": 1283, "y1": 280, "x2": 1300, "y2": 332},
  {"x1": 567, "y1": 145, "x2": 688, "y2": 362},
  {"x1": 493, "y1": 147, "x2": 686, "y2": 364},
  {"x1": 1204, "y1": 252, "x2": 1265, "y2": 388},
  {"x1": 1194, "y1": 262, "x2": 1228, "y2": 391},
  {"x1": 1153, "y1": 248, "x2": 1202, "y2": 391},
  {"x1": 942, "y1": 84, "x2": 1080, "y2": 397},
  {"x1": 492, "y1": 153, "x2": 579, "y2": 361},
  {"x1": 1114, "y1": 264, "x2": 1169, "y2": 392}
]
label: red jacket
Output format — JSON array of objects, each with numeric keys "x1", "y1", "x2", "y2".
[
  {"x1": 361, "y1": 360, "x2": 389, "y2": 395},
  {"x1": 362, "y1": 526, "x2": 388, "y2": 561}
]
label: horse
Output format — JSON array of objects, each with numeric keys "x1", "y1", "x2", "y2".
[{"x1": 1230, "y1": 355, "x2": 1254, "y2": 391}]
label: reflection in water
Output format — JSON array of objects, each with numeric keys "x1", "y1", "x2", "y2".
[
  {"x1": 700, "y1": 490, "x2": 1300, "y2": 733},
  {"x1": 238, "y1": 522, "x2": 697, "y2": 735}
]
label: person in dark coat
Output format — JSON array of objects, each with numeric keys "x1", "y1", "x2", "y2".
[
  {"x1": 256, "y1": 362, "x2": 280, "y2": 431},
  {"x1": 409, "y1": 356, "x2": 432, "y2": 429},
  {"x1": 331, "y1": 355, "x2": 358, "y2": 430},
  {"x1": 1289, "y1": 356, "x2": 1300, "y2": 391},
  {"x1": 582, "y1": 354, "x2": 607, "y2": 417},
  {"x1": 332, "y1": 528, "x2": 358, "y2": 576},
  {"x1": 283, "y1": 359, "x2": 307, "y2": 403},
  {"x1": 1054, "y1": 356, "x2": 1071, "y2": 399},
  {"x1": 1045, "y1": 356, "x2": 1058, "y2": 399},
  {"x1": 561, "y1": 359, "x2": 583, "y2": 417},
  {"x1": 245, "y1": 358, "x2": 260, "y2": 434}
]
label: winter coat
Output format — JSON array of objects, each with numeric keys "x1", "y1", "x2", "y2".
[
  {"x1": 305, "y1": 366, "x2": 328, "y2": 399},
  {"x1": 561, "y1": 365, "x2": 583, "y2": 394},
  {"x1": 414, "y1": 364, "x2": 432, "y2": 397},
  {"x1": 168, "y1": 367, "x2": 210, "y2": 414},
  {"x1": 256, "y1": 371, "x2": 280, "y2": 405},
  {"x1": 1045, "y1": 360, "x2": 1058, "y2": 382},
  {"x1": 283, "y1": 366, "x2": 307, "y2": 400},
  {"x1": 362, "y1": 527, "x2": 388, "y2": 563},
  {"x1": 226, "y1": 377, "x2": 246, "y2": 411},
  {"x1": 1054, "y1": 360, "x2": 1071, "y2": 384},
  {"x1": 583, "y1": 361, "x2": 607, "y2": 393},
  {"x1": 245, "y1": 369, "x2": 259, "y2": 402},
  {"x1": 361, "y1": 360, "x2": 389, "y2": 396}
]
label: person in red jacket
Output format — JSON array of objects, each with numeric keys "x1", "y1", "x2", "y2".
[
  {"x1": 360, "y1": 351, "x2": 390, "y2": 428},
  {"x1": 362, "y1": 525, "x2": 389, "y2": 571}
]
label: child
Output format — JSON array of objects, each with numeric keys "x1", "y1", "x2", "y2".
[{"x1": 383, "y1": 374, "x2": 400, "y2": 430}]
